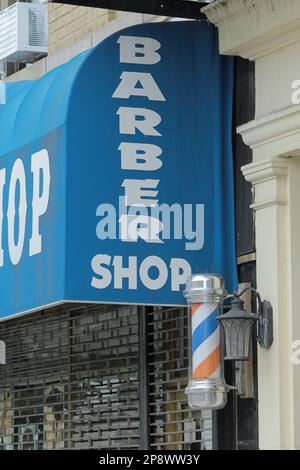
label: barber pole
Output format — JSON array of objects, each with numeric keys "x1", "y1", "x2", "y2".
[
  {"x1": 191, "y1": 302, "x2": 221, "y2": 380},
  {"x1": 184, "y1": 274, "x2": 231, "y2": 410}
]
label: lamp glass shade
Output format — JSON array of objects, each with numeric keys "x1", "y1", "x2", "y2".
[{"x1": 217, "y1": 299, "x2": 258, "y2": 361}]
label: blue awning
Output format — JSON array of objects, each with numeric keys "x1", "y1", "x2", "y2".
[
  {"x1": 0, "y1": 51, "x2": 90, "y2": 156},
  {"x1": 0, "y1": 21, "x2": 237, "y2": 319}
]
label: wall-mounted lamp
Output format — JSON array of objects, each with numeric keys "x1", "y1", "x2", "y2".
[
  {"x1": 184, "y1": 275, "x2": 273, "y2": 410},
  {"x1": 217, "y1": 287, "x2": 273, "y2": 362}
]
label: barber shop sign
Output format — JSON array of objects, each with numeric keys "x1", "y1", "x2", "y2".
[{"x1": 0, "y1": 21, "x2": 236, "y2": 318}]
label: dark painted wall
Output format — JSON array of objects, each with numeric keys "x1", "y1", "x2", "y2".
[
  {"x1": 216, "y1": 57, "x2": 258, "y2": 450},
  {"x1": 52, "y1": 0, "x2": 207, "y2": 19},
  {"x1": 233, "y1": 58, "x2": 255, "y2": 256}
]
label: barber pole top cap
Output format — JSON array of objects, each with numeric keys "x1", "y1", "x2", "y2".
[{"x1": 184, "y1": 274, "x2": 226, "y2": 304}]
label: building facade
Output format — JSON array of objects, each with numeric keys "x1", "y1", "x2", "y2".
[
  {"x1": 2, "y1": 0, "x2": 297, "y2": 451},
  {"x1": 203, "y1": 0, "x2": 300, "y2": 450}
]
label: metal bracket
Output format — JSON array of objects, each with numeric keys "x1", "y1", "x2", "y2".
[
  {"x1": 258, "y1": 301, "x2": 273, "y2": 349},
  {"x1": 233, "y1": 286, "x2": 273, "y2": 350}
]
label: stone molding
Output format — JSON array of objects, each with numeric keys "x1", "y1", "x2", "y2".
[
  {"x1": 242, "y1": 157, "x2": 288, "y2": 210},
  {"x1": 202, "y1": 0, "x2": 300, "y2": 59},
  {"x1": 238, "y1": 105, "x2": 300, "y2": 160}
]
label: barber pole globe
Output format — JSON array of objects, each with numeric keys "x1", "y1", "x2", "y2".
[
  {"x1": 191, "y1": 302, "x2": 221, "y2": 381},
  {"x1": 184, "y1": 274, "x2": 231, "y2": 410}
]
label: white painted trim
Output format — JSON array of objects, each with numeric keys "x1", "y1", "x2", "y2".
[
  {"x1": 238, "y1": 105, "x2": 300, "y2": 160},
  {"x1": 242, "y1": 157, "x2": 289, "y2": 211},
  {"x1": 0, "y1": 300, "x2": 65, "y2": 322},
  {"x1": 202, "y1": 0, "x2": 300, "y2": 59},
  {"x1": 0, "y1": 299, "x2": 187, "y2": 323},
  {"x1": 64, "y1": 299, "x2": 186, "y2": 308},
  {"x1": 242, "y1": 158, "x2": 289, "y2": 184},
  {"x1": 204, "y1": 0, "x2": 300, "y2": 449}
]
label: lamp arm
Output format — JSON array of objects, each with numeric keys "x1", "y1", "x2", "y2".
[
  {"x1": 230, "y1": 287, "x2": 273, "y2": 349},
  {"x1": 233, "y1": 287, "x2": 263, "y2": 315}
]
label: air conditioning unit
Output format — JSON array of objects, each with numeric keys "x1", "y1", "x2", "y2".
[{"x1": 0, "y1": 2, "x2": 48, "y2": 64}]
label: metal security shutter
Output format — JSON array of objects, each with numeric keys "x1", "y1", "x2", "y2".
[
  {"x1": 0, "y1": 303, "x2": 213, "y2": 450},
  {"x1": 0, "y1": 304, "x2": 139, "y2": 450},
  {"x1": 148, "y1": 307, "x2": 213, "y2": 450},
  {"x1": 70, "y1": 305, "x2": 139, "y2": 449}
]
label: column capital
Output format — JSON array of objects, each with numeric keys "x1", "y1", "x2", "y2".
[
  {"x1": 242, "y1": 157, "x2": 288, "y2": 210},
  {"x1": 202, "y1": 0, "x2": 300, "y2": 59},
  {"x1": 238, "y1": 105, "x2": 300, "y2": 160}
]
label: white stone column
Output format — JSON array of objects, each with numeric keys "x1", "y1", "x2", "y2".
[{"x1": 203, "y1": 0, "x2": 300, "y2": 449}]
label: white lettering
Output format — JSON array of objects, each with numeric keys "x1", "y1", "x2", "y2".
[
  {"x1": 91, "y1": 254, "x2": 112, "y2": 289},
  {"x1": 91, "y1": 255, "x2": 191, "y2": 292},
  {"x1": 140, "y1": 256, "x2": 168, "y2": 290},
  {"x1": 170, "y1": 258, "x2": 191, "y2": 291},
  {"x1": 7, "y1": 159, "x2": 27, "y2": 266},
  {"x1": 112, "y1": 255, "x2": 137, "y2": 289},
  {"x1": 113, "y1": 71, "x2": 165, "y2": 101},
  {"x1": 0, "y1": 169, "x2": 5, "y2": 267},
  {"x1": 122, "y1": 179, "x2": 159, "y2": 207},
  {"x1": 29, "y1": 149, "x2": 51, "y2": 256},
  {"x1": 117, "y1": 35, "x2": 161, "y2": 65},
  {"x1": 117, "y1": 107, "x2": 161, "y2": 136},
  {"x1": 119, "y1": 142, "x2": 162, "y2": 171}
]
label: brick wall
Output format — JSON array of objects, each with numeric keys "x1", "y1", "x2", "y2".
[{"x1": 48, "y1": 3, "x2": 125, "y2": 54}]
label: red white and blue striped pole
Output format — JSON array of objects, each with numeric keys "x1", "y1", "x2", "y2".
[
  {"x1": 191, "y1": 302, "x2": 221, "y2": 381},
  {"x1": 184, "y1": 274, "x2": 230, "y2": 410}
]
